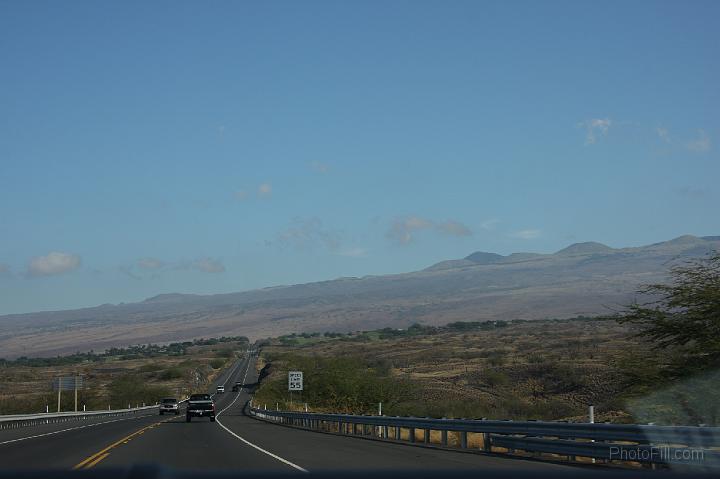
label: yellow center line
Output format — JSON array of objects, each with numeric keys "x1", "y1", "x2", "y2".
[
  {"x1": 84, "y1": 453, "x2": 109, "y2": 469},
  {"x1": 73, "y1": 417, "x2": 176, "y2": 470}
]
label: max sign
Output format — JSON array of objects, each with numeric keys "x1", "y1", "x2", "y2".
[{"x1": 288, "y1": 371, "x2": 303, "y2": 391}]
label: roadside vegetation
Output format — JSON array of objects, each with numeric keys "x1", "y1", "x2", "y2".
[
  {"x1": 254, "y1": 317, "x2": 632, "y2": 422},
  {"x1": 611, "y1": 252, "x2": 720, "y2": 426},
  {"x1": 254, "y1": 254, "x2": 719, "y2": 426},
  {"x1": 0, "y1": 336, "x2": 248, "y2": 414}
]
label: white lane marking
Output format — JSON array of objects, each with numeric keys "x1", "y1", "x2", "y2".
[
  {"x1": 221, "y1": 356, "x2": 244, "y2": 388},
  {"x1": 0, "y1": 413, "x2": 156, "y2": 446},
  {"x1": 3, "y1": 352, "x2": 242, "y2": 447},
  {"x1": 210, "y1": 352, "x2": 246, "y2": 399},
  {"x1": 215, "y1": 353, "x2": 308, "y2": 473},
  {"x1": 217, "y1": 353, "x2": 251, "y2": 415}
]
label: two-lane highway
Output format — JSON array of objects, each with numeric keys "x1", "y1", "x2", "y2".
[{"x1": 1, "y1": 351, "x2": 571, "y2": 472}]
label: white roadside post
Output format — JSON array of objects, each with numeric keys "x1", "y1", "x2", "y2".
[
  {"x1": 589, "y1": 405, "x2": 596, "y2": 464},
  {"x1": 377, "y1": 402, "x2": 383, "y2": 437}
]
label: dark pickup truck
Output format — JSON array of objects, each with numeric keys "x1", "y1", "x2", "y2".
[{"x1": 186, "y1": 393, "x2": 215, "y2": 422}]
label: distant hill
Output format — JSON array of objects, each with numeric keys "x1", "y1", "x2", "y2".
[
  {"x1": 466, "y1": 251, "x2": 505, "y2": 264},
  {"x1": 1, "y1": 235, "x2": 718, "y2": 358},
  {"x1": 555, "y1": 242, "x2": 615, "y2": 255}
]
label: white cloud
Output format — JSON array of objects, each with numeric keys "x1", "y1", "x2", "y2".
[
  {"x1": 272, "y1": 217, "x2": 342, "y2": 251},
  {"x1": 28, "y1": 252, "x2": 81, "y2": 277},
  {"x1": 386, "y1": 216, "x2": 434, "y2": 245},
  {"x1": 480, "y1": 219, "x2": 500, "y2": 231},
  {"x1": 437, "y1": 220, "x2": 472, "y2": 237},
  {"x1": 137, "y1": 258, "x2": 165, "y2": 270},
  {"x1": 510, "y1": 229, "x2": 541, "y2": 240},
  {"x1": 127, "y1": 256, "x2": 226, "y2": 277},
  {"x1": 193, "y1": 258, "x2": 226, "y2": 273},
  {"x1": 386, "y1": 216, "x2": 473, "y2": 245},
  {"x1": 310, "y1": 161, "x2": 330, "y2": 173},
  {"x1": 656, "y1": 127, "x2": 671, "y2": 144},
  {"x1": 687, "y1": 130, "x2": 711, "y2": 152},
  {"x1": 580, "y1": 118, "x2": 612, "y2": 145},
  {"x1": 675, "y1": 186, "x2": 707, "y2": 199},
  {"x1": 258, "y1": 183, "x2": 272, "y2": 197}
]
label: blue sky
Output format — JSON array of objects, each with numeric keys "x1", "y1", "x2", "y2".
[{"x1": 1, "y1": 0, "x2": 718, "y2": 314}]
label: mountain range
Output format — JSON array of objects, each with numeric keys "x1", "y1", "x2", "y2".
[{"x1": 1, "y1": 234, "x2": 718, "y2": 358}]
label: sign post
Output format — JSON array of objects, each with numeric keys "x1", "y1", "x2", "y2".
[
  {"x1": 53, "y1": 376, "x2": 84, "y2": 412},
  {"x1": 288, "y1": 371, "x2": 303, "y2": 409}
]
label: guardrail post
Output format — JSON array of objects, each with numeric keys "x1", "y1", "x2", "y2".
[
  {"x1": 589, "y1": 405, "x2": 596, "y2": 464},
  {"x1": 461, "y1": 431, "x2": 468, "y2": 449},
  {"x1": 441, "y1": 430, "x2": 448, "y2": 446},
  {"x1": 409, "y1": 428, "x2": 416, "y2": 443},
  {"x1": 424, "y1": 429, "x2": 430, "y2": 444},
  {"x1": 482, "y1": 433, "x2": 491, "y2": 452},
  {"x1": 395, "y1": 426, "x2": 401, "y2": 440}
]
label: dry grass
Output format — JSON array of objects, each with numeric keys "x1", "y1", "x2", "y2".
[
  {"x1": 256, "y1": 318, "x2": 643, "y2": 422},
  {"x1": 0, "y1": 340, "x2": 246, "y2": 414}
]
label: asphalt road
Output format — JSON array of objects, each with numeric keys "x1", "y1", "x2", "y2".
[{"x1": 0, "y1": 352, "x2": 572, "y2": 473}]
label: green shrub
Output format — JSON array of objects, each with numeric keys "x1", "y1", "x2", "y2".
[
  {"x1": 138, "y1": 363, "x2": 163, "y2": 373},
  {"x1": 158, "y1": 367, "x2": 184, "y2": 380},
  {"x1": 483, "y1": 370, "x2": 509, "y2": 387},
  {"x1": 108, "y1": 375, "x2": 170, "y2": 408},
  {"x1": 254, "y1": 355, "x2": 416, "y2": 414}
]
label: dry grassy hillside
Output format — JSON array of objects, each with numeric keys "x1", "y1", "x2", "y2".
[
  {"x1": 2, "y1": 235, "x2": 717, "y2": 359},
  {"x1": 0, "y1": 337, "x2": 247, "y2": 415},
  {"x1": 253, "y1": 318, "x2": 703, "y2": 424}
]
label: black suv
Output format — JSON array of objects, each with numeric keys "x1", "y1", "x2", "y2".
[{"x1": 186, "y1": 394, "x2": 215, "y2": 422}]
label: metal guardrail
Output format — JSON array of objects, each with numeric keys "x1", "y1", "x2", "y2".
[
  {"x1": 248, "y1": 407, "x2": 720, "y2": 468},
  {"x1": 0, "y1": 399, "x2": 189, "y2": 431}
]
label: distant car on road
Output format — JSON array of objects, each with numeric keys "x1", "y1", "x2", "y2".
[
  {"x1": 231, "y1": 382, "x2": 240, "y2": 392},
  {"x1": 216, "y1": 385, "x2": 225, "y2": 394},
  {"x1": 186, "y1": 394, "x2": 215, "y2": 422},
  {"x1": 159, "y1": 397, "x2": 179, "y2": 415}
]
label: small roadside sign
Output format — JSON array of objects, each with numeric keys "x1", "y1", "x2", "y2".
[
  {"x1": 288, "y1": 371, "x2": 303, "y2": 391},
  {"x1": 53, "y1": 376, "x2": 83, "y2": 391}
]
